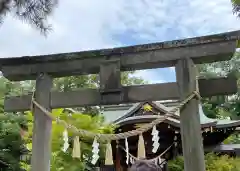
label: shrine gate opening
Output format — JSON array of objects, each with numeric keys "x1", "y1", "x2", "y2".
[{"x1": 1, "y1": 30, "x2": 239, "y2": 171}]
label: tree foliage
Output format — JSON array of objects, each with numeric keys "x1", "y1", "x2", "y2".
[
  {"x1": 198, "y1": 52, "x2": 240, "y2": 119},
  {"x1": 232, "y1": 0, "x2": 240, "y2": 17},
  {"x1": 0, "y1": 0, "x2": 58, "y2": 34},
  {"x1": 21, "y1": 108, "x2": 116, "y2": 171},
  {"x1": 169, "y1": 153, "x2": 240, "y2": 171},
  {"x1": 198, "y1": 52, "x2": 240, "y2": 143},
  {"x1": 0, "y1": 113, "x2": 27, "y2": 171}
]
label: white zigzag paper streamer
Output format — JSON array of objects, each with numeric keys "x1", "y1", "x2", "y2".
[
  {"x1": 125, "y1": 138, "x2": 129, "y2": 164},
  {"x1": 91, "y1": 138, "x2": 100, "y2": 165},
  {"x1": 151, "y1": 125, "x2": 160, "y2": 153},
  {"x1": 62, "y1": 129, "x2": 69, "y2": 152}
]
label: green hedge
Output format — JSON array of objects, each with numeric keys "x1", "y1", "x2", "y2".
[{"x1": 168, "y1": 153, "x2": 240, "y2": 171}]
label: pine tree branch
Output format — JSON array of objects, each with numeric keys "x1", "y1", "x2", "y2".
[
  {"x1": 232, "y1": 0, "x2": 240, "y2": 17},
  {"x1": 0, "y1": 0, "x2": 58, "y2": 35}
]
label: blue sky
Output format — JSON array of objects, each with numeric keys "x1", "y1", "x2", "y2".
[{"x1": 0, "y1": 0, "x2": 240, "y2": 83}]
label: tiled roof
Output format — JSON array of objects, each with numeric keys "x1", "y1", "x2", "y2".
[
  {"x1": 101, "y1": 101, "x2": 240, "y2": 128},
  {"x1": 211, "y1": 144, "x2": 240, "y2": 152}
]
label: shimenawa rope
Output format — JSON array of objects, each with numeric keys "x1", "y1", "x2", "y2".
[{"x1": 30, "y1": 91, "x2": 201, "y2": 142}]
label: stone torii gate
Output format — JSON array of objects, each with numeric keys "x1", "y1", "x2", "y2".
[{"x1": 1, "y1": 31, "x2": 239, "y2": 171}]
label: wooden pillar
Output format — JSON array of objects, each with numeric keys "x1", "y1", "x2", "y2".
[
  {"x1": 175, "y1": 59, "x2": 205, "y2": 171},
  {"x1": 115, "y1": 143, "x2": 123, "y2": 171},
  {"x1": 31, "y1": 73, "x2": 53, "y2": 171}
]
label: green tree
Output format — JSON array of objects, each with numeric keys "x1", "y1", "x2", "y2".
[
  {"x1": 198, "y1": 52, "x2": 240, "y2": 144},
  {"x1": 232, "y1": 0, "x2": 240, "y2": 17},
  {"x1": 21, "y1": 108, "x2": 116, "y2": 171},
  {"x1": 0, "y1": 113, "x2": 27, "y2": 171},
  {"x1": 198, "y1": 52, "x2": 240, "y2": 119},
  {"x1": 0, "y1": 77, "x2": 29, "y2": 170},
  {"x1": 169, "y1": 153, "x2": 240, "y2": 171}
]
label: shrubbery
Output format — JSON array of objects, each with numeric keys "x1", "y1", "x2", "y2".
[{"x1": 168, "y1": 153, "x2": 240, "y2": 171}]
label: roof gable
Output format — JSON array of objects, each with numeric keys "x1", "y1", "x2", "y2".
[
  {"x1": 101, "y1": 101, "x2": 240, "y2": 129},
  {"x1": 102, "y1": 102, "x2": 173, "y2": 123}
]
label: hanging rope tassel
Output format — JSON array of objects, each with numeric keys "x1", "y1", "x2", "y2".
[
  {"x1": 137, "y1": 134, "x2": 146, "y2": 159},
  {"x1": 72, "y1": 136, "x2": 81, "y2": 159},
  {"x1": 62, "y1": 129, "x2": 69, "y2": 152},
  {"x1": 125, "y1": 138, "x2": 129, "y2": 164},
  {"x1": 105, "y1": 142, "x2": 114, "y2": 165}
]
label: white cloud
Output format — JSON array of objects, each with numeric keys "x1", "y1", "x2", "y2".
[
  {"x1": 132, "y1": 69, "x2": 165, "y2": 84},
  {"x1": 0, "y1": 0, "x2": 124, "y2": 57},
  {"x1": 107, "y1": 0, "x2": 240, "y2": 41},
  {"x1": 0, "y1": 0, "x2": 239, "y2": 82}
]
